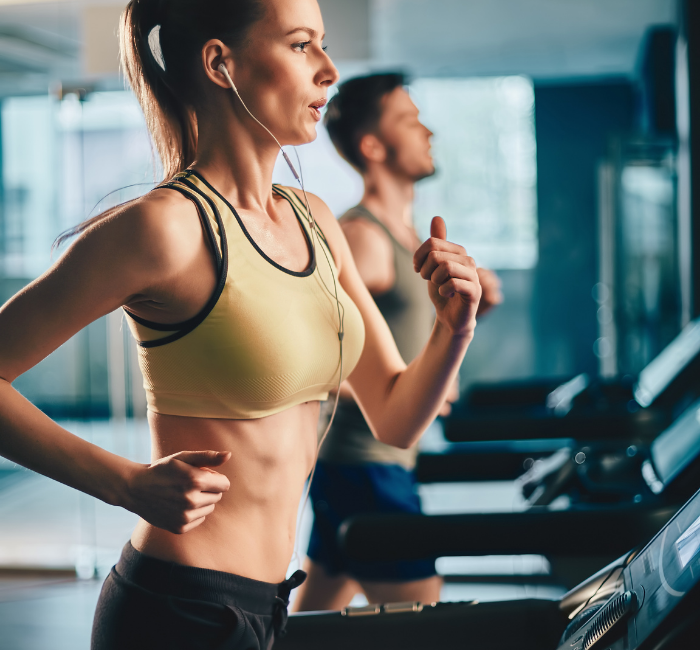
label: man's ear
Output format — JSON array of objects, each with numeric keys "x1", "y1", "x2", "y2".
[{"x1": 358, "y1": 133, "x2": 387, "y2": 165}]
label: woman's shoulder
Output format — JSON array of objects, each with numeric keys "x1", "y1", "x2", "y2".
[
  {"x1": 80, "y1": 186, "x2": 196, "y2": 237},
  {"x1": 122, "y1": 185, "x2": 199, "y2": 233},
  {"x1": 70, "y1": 186, "x2": 207, "y2": 281}
]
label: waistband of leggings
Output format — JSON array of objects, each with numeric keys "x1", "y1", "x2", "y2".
[{"x1": 115, "y1": 541, "x2": 282, "y2": 615}]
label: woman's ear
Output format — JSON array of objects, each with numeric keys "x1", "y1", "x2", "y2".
[
  {"x1": 359, "y1": 133, "x2": 387, "y2": 165},
  {"x1": 201, "y1": 39, "x2": 235, "y2": 89}
]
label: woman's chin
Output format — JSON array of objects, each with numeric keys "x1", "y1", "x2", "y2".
[
  {"x1": 288, "y1": 127, "x2": 318, "y2": 147},
  {"x1": 302, "y1": 122, "x2": 320, "y2": 142}
]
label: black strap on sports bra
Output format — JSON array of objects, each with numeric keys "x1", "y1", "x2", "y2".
[
  {"x1": 122, "y1": 173, "x2": 229, "y2": 348},
  {"x1": 271, "y1": 185, "x2": 336, "y2": 265}
]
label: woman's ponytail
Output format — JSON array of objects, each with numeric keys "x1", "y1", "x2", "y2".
[
  {"x1": 54, "y1": 0, "x2": 264, "y2": 249},
  {"x1": 121, "y1": 0, "x2": 197, "y2": 181}
]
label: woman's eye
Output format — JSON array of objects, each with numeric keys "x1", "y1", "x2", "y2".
[{"x1": 293, "y1": 41, "x2": 312, "y2": 52}]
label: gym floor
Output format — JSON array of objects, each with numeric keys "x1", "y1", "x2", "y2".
[{"x1": 0, "y1": 573, "x2": 101, "y2": 650}]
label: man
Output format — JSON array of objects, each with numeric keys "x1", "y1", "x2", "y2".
[{"x1": 293, "y1": 73, "x2": 503, "y2": 610}]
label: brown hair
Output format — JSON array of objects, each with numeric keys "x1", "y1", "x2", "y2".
[
  {"x1": 324, "y1": 72, "x2": 407, "y2": 172},
  {"x1": 55, "y1": 0, "x2": 264, "y2": 248}
]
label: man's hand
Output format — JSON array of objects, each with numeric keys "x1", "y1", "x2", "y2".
[
  {"x1": 476, "y1": 268, "x2": 503, "y2": 317},
  {"x1": 438, "y1": 377, "x2": 460, "y2": 417}
]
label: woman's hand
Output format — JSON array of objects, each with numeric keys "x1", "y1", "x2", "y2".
[
  {"x1": 414, "y1": 217, "x2": 482, "y2": 338},
  {"x1": 124, "y1": 450, "x2": 231, "y2": 534}
]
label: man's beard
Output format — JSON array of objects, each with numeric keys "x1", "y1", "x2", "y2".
[
  {"x1": 415, "y1": 165, "x2": 437, "y2": 182},
  {"x1": 384, "y1": 142, "x2": 437, "y2": 183}
]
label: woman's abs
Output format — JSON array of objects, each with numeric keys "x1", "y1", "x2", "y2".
[{"x1": 131, "y1": 402, "x2": 319, "y2": 583}]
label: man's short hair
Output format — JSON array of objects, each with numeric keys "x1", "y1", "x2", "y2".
[{"x1": 324, "y1": 72, "x2": 407, "y2": 172}]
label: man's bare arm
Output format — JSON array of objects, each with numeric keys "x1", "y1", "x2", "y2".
[{"x1": 341, "y1": 219, "x2": 395, "y2": 295}]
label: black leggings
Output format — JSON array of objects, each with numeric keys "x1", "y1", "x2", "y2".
[{"x1": 91, "y1": 542, "x2": 306, "y2": 650}]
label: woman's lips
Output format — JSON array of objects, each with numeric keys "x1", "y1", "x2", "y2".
[{"x1": 308, "y1": 99, "x2": 326, "y2": 121}]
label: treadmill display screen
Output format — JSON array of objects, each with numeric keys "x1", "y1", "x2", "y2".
[
  {"x1": 634, "y1": 318, "x2": 700, "y2": 407},
  {"x1": 557, "y1": 490, "x2": 700, "y2": 650},
  {"x1": 628, "y1": 488, "x2": 700, "y2": 647},
  {"x1": 676, "y1": 514, "x2": 700, "y2": 569},
  {"x1": 650, "y1": 398, "x2": 700, "y2": 486}
]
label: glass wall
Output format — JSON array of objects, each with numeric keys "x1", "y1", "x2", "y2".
[
  {"x1": 1, "y1": 91, "x2": 153, "y2": 416},
  {"x1": 2, "y1": 91, "x2": 153, "y2": 279},
  {"x1": 617, "y1": 150, "x2": 680, "y2": 374},
  {"x1": 411, "y1": 76, "x2": 538, "y2": 270},
  {"x1": 0, "y1": 90, "x2": 153, "y2": 577},
  {"x1": 596, "y1": 139, "x2": 681, "y2": 378}
]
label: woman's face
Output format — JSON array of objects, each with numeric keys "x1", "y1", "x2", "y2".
[{"x1": 232, "y1": 0, "x2": 339, "y2": 146}]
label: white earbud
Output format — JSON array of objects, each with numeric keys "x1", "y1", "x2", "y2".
[{"x1": 218, "y1": 63, "x2": 239, "y2": 96}]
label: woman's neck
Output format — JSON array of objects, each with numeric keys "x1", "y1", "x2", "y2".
[{"x1": 193, "y1": 110, "x2": 283, "y2": 212}]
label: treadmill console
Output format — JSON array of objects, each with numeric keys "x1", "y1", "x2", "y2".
[
  {"x1": 634, "y1": 317, "x2": 700, "y2": 408},
  {"x1": 556, "y1": 487, "x2": 700, "y2": 650},
  {"x1": 644, "y1": 397, "x2": 700, "y2": 492}
]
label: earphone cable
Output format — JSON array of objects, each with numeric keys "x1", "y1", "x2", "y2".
[
  {"x1": 220, "y1": 65, "x2": 346, "y2": 573},
  {"x1": 289, "y1": 147, "x2": 345, "y2": 572}
]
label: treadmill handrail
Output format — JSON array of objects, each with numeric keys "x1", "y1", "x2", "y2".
[{"x1": 339, "y1": 505, "x2": 677, "y2": 562}]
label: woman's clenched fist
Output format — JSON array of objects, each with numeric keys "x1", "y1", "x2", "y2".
[
  {"x1": 414, "y1": 217, "x2": 482, "y2": 338},
  {"x1": 123, "y1": 450, "x2": 231, "y2": 534}
]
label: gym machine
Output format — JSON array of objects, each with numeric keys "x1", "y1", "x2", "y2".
[
  {"x1": 277, "y1": 484, "x2": 700, "y2": 650},
  {"x1": 340, "y1": 396, "x2": 700, "y2": 588},
  {"x1": 444, "y1": 317, "x2": 700, "y2": 443}
]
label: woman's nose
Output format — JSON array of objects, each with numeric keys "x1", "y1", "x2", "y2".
[{"x1": 318, "y1": 50, "x2": 340, "y2": 87}]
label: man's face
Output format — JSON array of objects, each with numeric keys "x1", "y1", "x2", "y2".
[{"x1": 375, "y1": 88, "x2": 435, "y2": 181}]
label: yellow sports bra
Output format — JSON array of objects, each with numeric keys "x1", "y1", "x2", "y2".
[{"x1": 125, "y1": 170, "x2": 365, "y2": 419}]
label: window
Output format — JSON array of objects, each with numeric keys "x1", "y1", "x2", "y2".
[
  {"x1": 411, "y1": 76, "x2": 538, "y2": 270},
  {"x1": 1, "y1": 91, "x2": 153, "y2": 278}
]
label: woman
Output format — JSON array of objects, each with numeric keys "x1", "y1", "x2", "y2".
[{"x1": 0, "y1": 0, "x2": 481, "y2": 648}]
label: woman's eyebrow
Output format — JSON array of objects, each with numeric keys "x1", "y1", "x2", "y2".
[{"x1": 285, "y1": 26, "x2": 324, "y2": 40}]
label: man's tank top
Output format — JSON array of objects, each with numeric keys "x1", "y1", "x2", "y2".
[{"x1": 318, "y1": 205, "x2": 434, "y2": 468}]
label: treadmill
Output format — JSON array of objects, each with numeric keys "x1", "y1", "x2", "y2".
[
  {"x1": 444, "y1": 317, "x2": 700, "y2": 443},
  {"x1": 277, "y1": 484, "x2": 700, "y2": 650},
  {"x1": 338, "y1": 397, "x2": 700, "y2": 588},
  {"x1": 516, "y1": 394, "x2": 700, "y2": 507}
]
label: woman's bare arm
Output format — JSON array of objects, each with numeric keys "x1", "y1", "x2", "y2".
[
  {"x1": 305, "y1": 192, "x2": 480, "y2": 450},
  {"x1": 0, "y1": 191, "x2": 230, "y2": 533}
]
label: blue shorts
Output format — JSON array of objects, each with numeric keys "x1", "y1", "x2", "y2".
[{"x1": 307, "y1": 460, "x2": 437, "y2": 582}]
